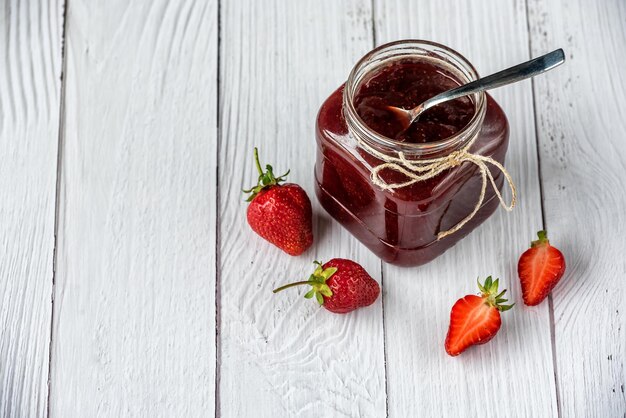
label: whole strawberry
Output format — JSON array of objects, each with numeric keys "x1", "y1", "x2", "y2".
[
  {"x1": 445, "y1": 277, "x2": 513, "y2": 356},
  {"x1": 273, "y1": 259, "x2": 380, "y2": 314},
  {"x1": 244, "y1": 148, "x2": 313, "y2": 256},
  {"x1": 518, "y1": 230, "x2": 566, "y2": 306}
]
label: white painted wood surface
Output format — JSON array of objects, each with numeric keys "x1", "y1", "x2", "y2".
[
  {"x1": 528, "y1": 0, "x2": 626, "y2": 416},
  {"x1": 48, "y1": 0, "x2": 218, "y2": 416},
  {"x1": 374, "y1": 0, "x2": 558, "y2": 416},
  {"x1": 218, "y1": 1, "x2": 386, "y2": 417},
  {"x1": 1, "y1": 0, "x2": 624, "y2": 417},
  {"x1": 0, "y1": 0, "x2": 62, "y2": 416}
]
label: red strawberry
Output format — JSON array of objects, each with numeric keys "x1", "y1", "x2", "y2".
[
  {"x1": 244, "y1": 148, "x2": 313, "y2": 256},
  {"x1": 273, "y1": 259, "x2": 380, "y2": 314},
  {"x1": 518, "y1": 230, "x2": 566, "y2": 306},
  {"x1": 445, "y1": 277, "x2": 513, "y2": 356}
]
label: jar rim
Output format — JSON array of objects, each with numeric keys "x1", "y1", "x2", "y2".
[{"x1": 343, "y1": 39, "x2": 486, "y2": 155}]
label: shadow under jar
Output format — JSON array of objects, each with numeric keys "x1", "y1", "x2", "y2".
[{"x1": 314, "y1": 40, "x2": 510, "y2": 267}]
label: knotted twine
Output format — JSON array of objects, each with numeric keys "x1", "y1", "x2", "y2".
[{"x1": 356, "y1": 134, "x2": 517, "y2": 240}]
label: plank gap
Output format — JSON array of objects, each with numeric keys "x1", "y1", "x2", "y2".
[
  {"x1": 524, "y1": 1, "x2": 548, "y2": 230},
  {"x1": 214, "y1": 0, "x2": 223, "y2": 417},
  {"x1": 380, "y1": 265, "x2": 390, "y2": 418},
  {"x1": 46, "y1": 0, "x2": 70, "y2": 415},
  {"x1": 524, "y1": 0, "x2": 561, "y2": 415},
  {"x1": 370, "y1": 3, "x2": 389, "y2": 416},
  {"x1": 547, "y1": 294, "x2": 562, "y2": 417},
  {"x1": 370, "y1": 0, "x2": 377, "y2": 47}
]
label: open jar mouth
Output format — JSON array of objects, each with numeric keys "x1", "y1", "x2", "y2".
[{"x1": 343, "y1": 40, "x2": 486, "y2": 156}]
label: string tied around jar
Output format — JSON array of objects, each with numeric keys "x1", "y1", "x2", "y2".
[{"x1": 356, "y1": 135, "x2": 517, "y2": 240}]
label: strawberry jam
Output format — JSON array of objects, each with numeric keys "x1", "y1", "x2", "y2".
[
  {"x1": 354, "y1": 61, "x2": 475, "y2": 143},
  {"x1": 314, "y1": 41, "x2": 510, "y2": 266}
]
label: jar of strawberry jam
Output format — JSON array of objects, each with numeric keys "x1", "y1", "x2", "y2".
[{"x1": 314, "y1": 40, "x2": 514, "y2": 266}]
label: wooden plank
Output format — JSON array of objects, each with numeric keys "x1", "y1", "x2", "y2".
[
  {"x1": 48, "y1": 1, "x2": 218, "y2": 415},
  {"x1": 218, "y1": 1, "x2": 387, "y2": 417},
  {"x1": 0, "y1": 0, "x2": 63, "y2": 416},
  {"x1": 373, "y1": 0, "x2": 558, "y2": 416},
  {"x1": 528, "y1": 0, "x2": 626, "y2": 415}
]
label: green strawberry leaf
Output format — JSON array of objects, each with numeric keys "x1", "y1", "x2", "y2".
[
  {"x1": 273, "y1": 261, "x2": 338, "y2": 308},
  {"x1": 243, "y1": 148, "x2": 290, "y2": 201},
  {"x1": 319, "y1": 285, "x2": 333, "y2": 297},
  {"x1": 321, "y1": 267, "x2": 337, "y2": 280},
  {"x1": 315, "y1": 292, "x2": 324, "y2": 305},
  {"x1": 477, "y1": 277, "x2": 514, "y2": 313}
]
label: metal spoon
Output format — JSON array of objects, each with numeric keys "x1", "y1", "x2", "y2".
[{"x1": 386, "y1": 49, "x2": 565, "y2": 131}]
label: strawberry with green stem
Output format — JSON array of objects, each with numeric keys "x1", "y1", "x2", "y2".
[
  {"x1": 273, "y1": 259, "x2": 380, "y2": 314},
  {"x1": 243, "y1": 148, "x2": 313, "y2": 256}
]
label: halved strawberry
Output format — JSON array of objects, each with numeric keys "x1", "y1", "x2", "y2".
[
  {"x1": 518, "y1": 230, "x2": 566, "y2": 306},
  {"x1": 445, "y1": 277, "x2": 513, "y2": 356}
]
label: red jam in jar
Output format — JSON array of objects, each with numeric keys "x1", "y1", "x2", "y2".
[
  {"x1": 354, "y1": 61, "x2": 476, "y2": 143},
  {"x1": 314, "y1": 40, "x2": 510, "y2": 266}
]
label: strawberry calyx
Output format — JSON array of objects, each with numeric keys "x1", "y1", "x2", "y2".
[
  {"x1": 477, "y1": 276, "x2": 514, "y2": 312},
  {"x1": 243, "y1": 147, "x2": 290, "y2": 202},
  {"x1": 272, "y1": 261, "x2": 338, "y2": 305},
  {"x1": 530, "y1": 230, "x2": 550, "y2": 248}
]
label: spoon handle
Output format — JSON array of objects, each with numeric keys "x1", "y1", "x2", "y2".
[{"x1": 420, "y1": 49, "x2": 565, "y2": 113}]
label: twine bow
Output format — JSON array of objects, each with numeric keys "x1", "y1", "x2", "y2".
[{"x1": 357, "y1": 136, "x2": 517, "y2": 240}]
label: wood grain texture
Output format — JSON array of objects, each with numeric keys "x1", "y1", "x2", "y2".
[
  {"x1": 218, "y1": 1, "x2": 387, "y2": 417},
  {"x1": 374, "y1": 0, "x2": 559, "y2": 416},
  {"x1": 0, "y1": 0, "x2": 63, "y2": 416},
  {"x1": 528, "y1": 0, "x2": 626, "y2": 416},
  {"x1": 2, "y1": 1, "x2": 622, "y2": 416},
  {"x1": 48, "y1": 1, "x2": 218, "y2": 416}
]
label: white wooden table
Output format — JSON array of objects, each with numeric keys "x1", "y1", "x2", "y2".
[{"x1": 1, "y1": 0, "x2": 625, "y2": 417}]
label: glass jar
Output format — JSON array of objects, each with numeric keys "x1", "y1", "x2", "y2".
[{"x1": 314, "y1": 40, "x2": 510, "y2": 267}]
